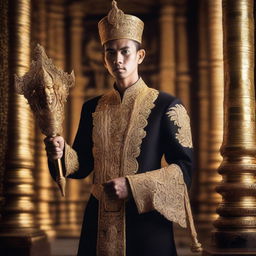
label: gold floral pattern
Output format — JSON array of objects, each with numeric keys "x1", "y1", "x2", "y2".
[
  {"x1": 64, "y1": 143, "x2": 79, "y2": 177},
  {"x1": 91, "y1": 78, "x2": 159, "y2": 256},
  {"x1": 166, "y1": 104, "x2": 193, "y2": 148},
  {"x1": 127, "y1": 164, "x2": 187, "y2": 227},
  {"x1": 127, "y1": 164, "x2": 202, "y2": 252}
]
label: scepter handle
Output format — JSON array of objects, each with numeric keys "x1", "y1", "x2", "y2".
[{"x1": 54, "y1": 158, "x2": 66, "y2": 197}]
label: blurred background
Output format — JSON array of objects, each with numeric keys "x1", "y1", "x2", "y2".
[{"x1": 1, "y1": 0, "x2": 255, "y2": 255}]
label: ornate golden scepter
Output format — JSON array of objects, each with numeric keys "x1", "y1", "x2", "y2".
[{"x1": 15, "y1": 44, "x2": 75, "y2": 197}]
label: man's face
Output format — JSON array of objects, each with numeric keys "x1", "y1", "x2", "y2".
[{"x1": 103, "y1": 39, "x2": 145, "y2": 82}]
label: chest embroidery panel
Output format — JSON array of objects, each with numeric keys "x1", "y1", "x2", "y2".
[{"x1": 91, "y1": 82, "x2": 159, "y2": 256}]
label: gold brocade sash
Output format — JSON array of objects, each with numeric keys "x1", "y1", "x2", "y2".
[{"x1": 91, "y1": 79, "x2": 159, "y2": 256}]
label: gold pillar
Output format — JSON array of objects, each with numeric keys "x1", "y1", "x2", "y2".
[
  {"x1": 159, "y1": 2, "x2": 175, "y2": 94},
  {"x1": 175, "y1": 0, "x2": 191, "y2": 111},
  {"x1": 0, "y1": 0, "x2": 9, "y2": 218},
  {"x1": 172, "y1": 0, "x2": 194, "y2": 247},
  {"x1": 58, "y1": 2, "x2": 87, "y2": 237},
  {"x1": 46, "y1": 0, "x2": 68, "y2": 237},
  {"x1": 199, "y1": 0, "x2": 224, "y2": 234},
  {"x1": 204, "y1": 0, "x2": 256, "y2": 255},
  {"x1": 35, "y1": 138, "x2": 57, "y2": 238},
  {"x1": 196, "y1": 0, "x2": 210, "y2": 197},
  {"x1": 0, "y1": 0, "x2": 50, "y2": 255},
  {"x1": 31, "y1": 0, "x2": 56, "y2": 238},
  {"x1": 45, "y1": 0, "x2": 69, "y2": 235},
  {"x1": 49, "y1": 2, "x2": 66, "y2": 70},
  {"x1": 193, "y1": 0, "x2": 211, "y2": 241},
  {"x1": 46, "y1": 0, "x2": 66, "y2": 70},
  {"x1": 67, "y1": 2, "x2": 85, "y2": 143}
]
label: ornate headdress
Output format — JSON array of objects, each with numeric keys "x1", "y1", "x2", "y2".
[{"x1": 98, "y1": 0, "x2": 144, "y2": 45}]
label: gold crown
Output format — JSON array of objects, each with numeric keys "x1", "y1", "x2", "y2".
[{"x1": 98, "y1": 0, "x2": 144, "y2": 45}]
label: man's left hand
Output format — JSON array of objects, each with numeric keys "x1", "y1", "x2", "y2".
[{"x1": 103, "y1": 177, "x2": 131, "y2": 200}]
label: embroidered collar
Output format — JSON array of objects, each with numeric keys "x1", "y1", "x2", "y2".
[
  {"x1": 111, "y1": 78, "x2": 147, "y2": 105},
  {"x1": 96, "y1": 78, "x2": 149, "y2": 111}
]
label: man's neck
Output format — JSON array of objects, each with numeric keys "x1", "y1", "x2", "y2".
[{"x1": 115, "y1": 75, "x2": 140, "y2": 95}]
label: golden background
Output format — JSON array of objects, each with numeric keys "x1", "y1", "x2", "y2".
[{"x1": 0, "y1": 0, "x2": 255, "y2": 255}]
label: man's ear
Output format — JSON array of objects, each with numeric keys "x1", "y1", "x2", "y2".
[{"x1": 138, "y1": 49, "x2": 146, "y2": 64}]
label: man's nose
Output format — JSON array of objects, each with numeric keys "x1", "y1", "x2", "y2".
[{"x1": 114, "y1": 52, "x2": 123, "y2": 64}]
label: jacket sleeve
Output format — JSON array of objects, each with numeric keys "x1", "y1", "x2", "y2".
[
  {"x1": 48, "y1": 100, "x2": 95, "y2": 180},
  {"x1": 126, "y1": 100, "x2": 202, "y2": 252},
  {"x1": 126, "y1": 99, "x2": 194, "y2": 221},
  {"x1": 162, "y1": 99, "x2": 193, "y2": 188}
]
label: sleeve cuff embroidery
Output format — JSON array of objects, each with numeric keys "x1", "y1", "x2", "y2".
[
  {"x1": 64, "y1": 143, "x2": 79, "y2": 176},
  {"x1": 126, "y1": 164, "x2": 202, "y2": 253}
]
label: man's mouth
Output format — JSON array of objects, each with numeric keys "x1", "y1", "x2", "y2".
[{"x1": 114, "y1": 67, "x2": 125, "y2": 72}]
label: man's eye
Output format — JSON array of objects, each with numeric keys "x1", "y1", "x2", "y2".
[
  {"x1": 107, "y1": 51, "x2": 115, "y2": 56},
  {"x1": 122, "y1": 50, "x2": 129, "y2": 55}
]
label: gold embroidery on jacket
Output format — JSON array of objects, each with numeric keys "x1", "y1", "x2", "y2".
[
  {"x1": 64, "y1": 143, "x2": 79, "y2": 176},
  {"x1": 126, "y1": 164, "x2": 187, "y2": 228},
  {"x1": 126, "y1": 164, "x2": 202, "y2": 252},
  {"x1": 91, "y1": 78, "x2": 159, "y2": 256},
  {"x1": 166, "y1": 104, "x2": 193, "y2": 148}
]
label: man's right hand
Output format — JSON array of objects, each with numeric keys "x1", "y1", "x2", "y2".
[{"x1": 44, "y1": 136, "x2": 65, "y2": 161}]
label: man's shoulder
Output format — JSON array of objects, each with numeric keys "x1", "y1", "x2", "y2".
[
  {"x1": 82, "y1": 95, "x2": 102, "y2": 113},
  {"x1": 154, "y1": 90, "x2": 181, "y2": 109}
]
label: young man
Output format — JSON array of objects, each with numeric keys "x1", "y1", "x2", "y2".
[{"x1": 45, "y1": 1, "x2": 201, "y2": 255}]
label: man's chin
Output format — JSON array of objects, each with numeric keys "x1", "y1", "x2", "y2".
[{"x1": 113, "y1": 72, "x2": 126, "y2": 79}]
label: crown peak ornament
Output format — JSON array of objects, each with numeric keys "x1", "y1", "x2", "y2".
[
  {"x1": 98, "y1": 0, "x2": 144, "y2": 45},
  {"x1": 107, "y1": 0, "x2": 124, "y2": 28}
]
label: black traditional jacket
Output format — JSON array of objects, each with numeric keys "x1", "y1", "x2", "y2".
[{"x1": 49, "y1": 78, "x2": 200, "y2": 256}]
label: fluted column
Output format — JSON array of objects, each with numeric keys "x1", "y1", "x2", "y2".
[
  {"x1": 159, "y1": 3, "x2": 175, "y2": 94},
  {"x1": 67, "y1": 2, "x2": 85, "y2": 143},
  {"x1": 58, "y1": 2, "x2": 87, "y2": 238},
  {"x1": 199, "y1": 0, "x2": 224, "y2": 234},
  {"x1": 0, "y1": 0, "x2": 50, "y2": 255},
  {"x1": 175, "y1": 0, "x2": 191, "y2": 111},
  {"x1": 0, "y1": 0, "x2": 9, "y2": 219},
  {"x1": 46, "y1": 0, "x2": 66, "y2": 70},
  {"x1": 192, "y1": 0, "x2": 211, "y2": 240},
  {"x1": 50, "y1": 3, "x2": 66, "y2": 70},
  {"x1": 45, "y1": 0, "x2": 70, "y2": 235},
  {"x1": 204, "y1": 0, "x2": 256, "y2": 255},
  {"x1": 31, "y1": 0, "x2": 56, "y2": 238}
]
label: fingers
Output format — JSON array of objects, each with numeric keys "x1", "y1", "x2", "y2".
[
  {"x1": 44, "y1": 136, "x2": 65, "y2": 150},
  {"x1": 103, "y1": 178, "x2": 128, "y2": 200},
  {"x1": 103, "y1": 181, "x2": 117, "y2": 199},
  {"x1": 44, "y1": 136, "x2": 65, "y2": 161}
]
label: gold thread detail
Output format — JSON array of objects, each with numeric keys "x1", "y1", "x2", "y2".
[
  {"x1": 123, "y1": 87, "x2": 159, "y2": 175},
  {"x1": 92, "y1": 79, "x2": 158, "y2": 256},
  {"x1": 64, "y1": 143, "x2": 79, "y2": 176},
  {"x1": 166, "y1": 104, "x2": 193, "y2": 148},
  {"x1": 126, "y1": 164, "x2": 202, "y2": 252},
  {"x1": 127, "y1": 164, "x2": 187, "y2": 228}
]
